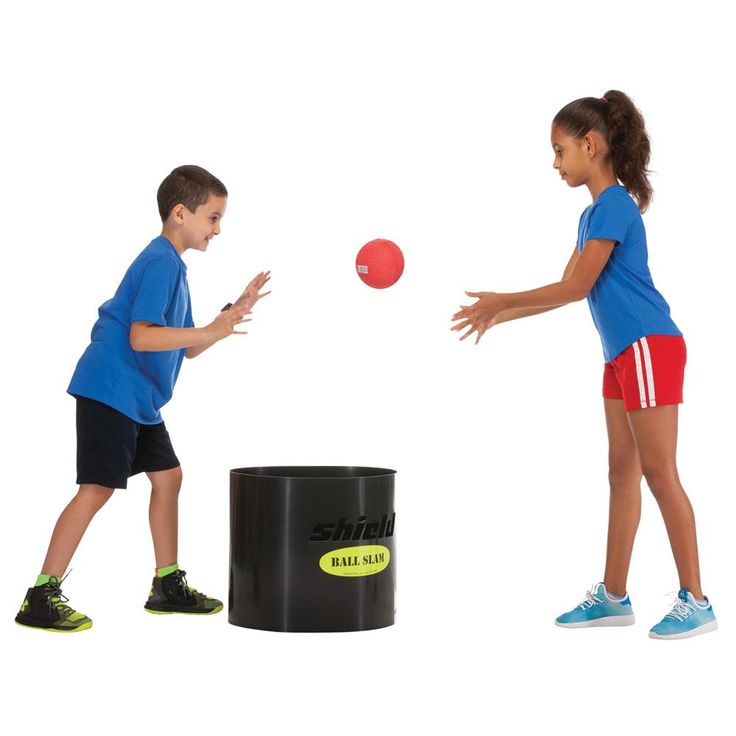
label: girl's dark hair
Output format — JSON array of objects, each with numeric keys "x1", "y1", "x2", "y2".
[
  {"x1": 552, "y1": 90, "x2": 653, "y2": 212},
  {"x1": 157, "y1": 165, "x2": 228, "y2": 222}
]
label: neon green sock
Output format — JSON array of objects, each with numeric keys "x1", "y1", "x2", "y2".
[
  {"x1": 35, "y1": 574, "x2": 53, "y2": 587},
  {"x1": 156, "y1": 562, "x2": 179, "y2": 578}
]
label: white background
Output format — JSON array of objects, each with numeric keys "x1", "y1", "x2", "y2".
[{"x1": 1, "y1": 1, "x2": 733, "y2": 732}]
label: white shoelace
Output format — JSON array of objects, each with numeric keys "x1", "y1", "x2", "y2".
[
  {"x1": 577, "y1": 586, "x2": 604, "y2": 610},
  {"x1": 663, "y1": 591, "x2": 696, "y2": 621}
]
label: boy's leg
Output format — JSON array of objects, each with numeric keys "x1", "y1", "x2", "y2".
[
  {"x1": 144, "y1": 465, "x2": 222, "y2": 615},
  {"x1": 147, "y1": 467, "x2": 182, "y2": 569},
  {"x1": 603, "y1": 398, "x2": 643, "y2": 597},
  {"x1": 41, "y1": 484, "x2": 115, "y2": 578},
  {"x1": 627, "y1": 404, "x2": 703, "y2": 598}
]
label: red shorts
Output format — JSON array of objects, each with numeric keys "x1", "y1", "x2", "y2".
[{"x1": 602, "y1": 335, "x2": 686, "y2": 411}]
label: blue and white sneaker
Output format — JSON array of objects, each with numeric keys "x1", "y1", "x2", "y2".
[
  {"x1": 649, "y1": 589, "x2": 717, "y2": 640},
  {"x1": 555, "y1": 582, "x2": 635, "y2": 628}
]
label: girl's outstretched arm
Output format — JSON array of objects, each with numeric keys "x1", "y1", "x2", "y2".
[
  {"x1": 452, "y1": 239, "x2": 614, "y2": 343},
  {"x1": 494, "y1": 244, "x2": 581, "y2": 324}
]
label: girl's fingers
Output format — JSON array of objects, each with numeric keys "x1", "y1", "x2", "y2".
[{"x1": 452, "y1": 306, "x2": 473, "y2": 320}]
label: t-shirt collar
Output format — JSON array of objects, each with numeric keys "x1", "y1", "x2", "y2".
[
  {"x1": 159, "y1": 235, "x2": 187, "y2": 271},
  {"x1": 594, "y1": 183, "x2": 623, "y2": 202}
]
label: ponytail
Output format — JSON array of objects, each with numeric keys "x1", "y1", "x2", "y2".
[{"x1": 552, "y1": 90, "x2": 653, "y2": 213}]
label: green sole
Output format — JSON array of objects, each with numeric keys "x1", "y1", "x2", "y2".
[
  {"x1": 144, "y1": 604, "x2": 223, "y2": 616},
  {"x1": 15, "y1": 620, "x2": 93, "y2": 633}
]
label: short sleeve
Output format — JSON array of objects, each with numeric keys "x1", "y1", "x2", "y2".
[
  {"x1": 131, "y1": 257, "x2": 178, "y2": 326},
  {"x1": 585, "y1": 197, "x2": 632, "y2": 246}
]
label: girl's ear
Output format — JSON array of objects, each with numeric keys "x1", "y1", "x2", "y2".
[{"x1": 584, "y1": 131, "x2": 607, "y2": 158}]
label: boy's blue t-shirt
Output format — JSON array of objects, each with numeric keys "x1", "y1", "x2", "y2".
[
  {"x1": 577, "y1": 184, "x2": 681, "y2": 362},
  {"x1": 68, "y1": 236, "x2": 194, "y2": 424}
]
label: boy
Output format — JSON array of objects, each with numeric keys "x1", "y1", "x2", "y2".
[{"x1": 15, "y1": 165, "x2": 270, "y2": 632}]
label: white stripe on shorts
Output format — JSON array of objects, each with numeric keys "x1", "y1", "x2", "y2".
[
  {"x1": 632, "y1": 340, "x2": 648, "y2": 409},
  {"x1": 639, "y1": 337, "x2": 657, "y2": 407}
]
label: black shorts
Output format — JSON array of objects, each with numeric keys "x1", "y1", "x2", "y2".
[{"x1": 75, "y1": 396, "x2": 180, "y2": 489}]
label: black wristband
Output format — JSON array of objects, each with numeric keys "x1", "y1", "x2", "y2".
[{"x1": 221, "y1": 302, "x2": 233, "y2": 312}]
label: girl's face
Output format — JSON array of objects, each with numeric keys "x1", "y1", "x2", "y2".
[{"x1": 551, "y1": 124, "x2": 594, "y2": 188}]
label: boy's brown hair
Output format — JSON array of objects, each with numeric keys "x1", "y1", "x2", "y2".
[{"x1": 157, "y1": 165, "x2": 228, "y2": 222}]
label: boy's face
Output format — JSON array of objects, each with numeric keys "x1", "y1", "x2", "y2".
[{"x1": 175, "y1": 194, "x2": 227, "y2": 252}]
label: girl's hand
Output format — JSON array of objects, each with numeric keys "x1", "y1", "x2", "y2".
[
  {"x1": 207, "y1": 305, "x2": 252, "y2": 341},
  {"x1": 234, "y1": 271, "x2": 272, "y2": 312},
  {"x1": 451, "y1": 291, "x2": 505, "y2": 344}
]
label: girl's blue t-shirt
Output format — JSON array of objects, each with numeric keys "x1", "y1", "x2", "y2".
[
  {"x1": 577, "y1": 184, "x2": 681, "y2": 362},
  {"x1": 68, "y1": 236, "x2": 194, "y2": 424}
]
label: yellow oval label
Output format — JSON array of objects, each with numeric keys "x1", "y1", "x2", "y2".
[{"x1": 319, "y1": 545, "x2": 391, "y2": 577}]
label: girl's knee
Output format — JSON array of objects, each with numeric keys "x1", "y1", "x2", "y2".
[
  {"x1": 642, "y1": 463, "x2": 680, "y2": 496},
  {"x1": 608, "y1": 457, "x2": 642, "y2": 490}
]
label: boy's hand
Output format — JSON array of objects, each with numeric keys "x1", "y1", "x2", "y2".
[
  {"x1": 207, "y1": 305, "x2": 252, "y2": 341},
  {"x1": 234, "y1": 271, "x2": 272, "y2": 312},
  {"x1": 451, "y1": 291, "x2": 505, "y2": 345}
]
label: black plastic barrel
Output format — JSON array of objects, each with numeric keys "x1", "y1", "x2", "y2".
[{"x1": 229, "y1": 466, "x2": 396, "y2": 632}]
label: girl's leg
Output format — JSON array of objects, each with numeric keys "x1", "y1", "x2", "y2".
[
  {"x1": 626, "y1": 404, "x2": 703, "y2": 598},
  {"x1": 41, "y1": 484, "x2": 115, "y2": 578},
  {"x1": 147, "y1": 466, "x2": 182, "y2": 569},
  {"x1": 603, "y1": 398, "x2": 643, "y2": 596}
]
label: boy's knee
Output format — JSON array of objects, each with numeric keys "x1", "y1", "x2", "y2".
[
  {"x1": 76, "y1": 484, "x2": 115, "y2": 508},
  {"x1": 151, "y1": 466, "x2": 183, "y2": 492}
]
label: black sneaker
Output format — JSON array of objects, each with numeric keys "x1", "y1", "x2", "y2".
[
  {"x1": 15, "y1": 576, "x2": 93, "y2": 633},
  {"x1": 144, "y1": 569, "x2": 223, "y2": 615}
]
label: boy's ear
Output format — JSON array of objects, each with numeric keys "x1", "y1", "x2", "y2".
[{"x1": 170, "y1": 203, "x2": 186, "y2": 224}]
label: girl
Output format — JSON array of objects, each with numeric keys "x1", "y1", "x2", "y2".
[{"x1": 451, "y1": 90, "x2": 716, "y2": 640}]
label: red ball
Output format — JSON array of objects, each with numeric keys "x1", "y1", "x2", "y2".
[{"x1": 355, "y1": 239, "x2": 404, "y2": 289}]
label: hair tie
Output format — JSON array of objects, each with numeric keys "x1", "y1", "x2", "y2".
[{"x1": 601, "y1": 96, "x2": 609, "y2": 102}]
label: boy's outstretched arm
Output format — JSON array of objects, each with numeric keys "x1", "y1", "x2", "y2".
[
  {"x1": 184, "y1": 270, "x2": 272, "y2": 359},
  {"x1": 130, "y1": 305, "x2": 251, "y2": 353},
  {"x1": 132, "y1": 271, "x2": 272, "y2": 358}
]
